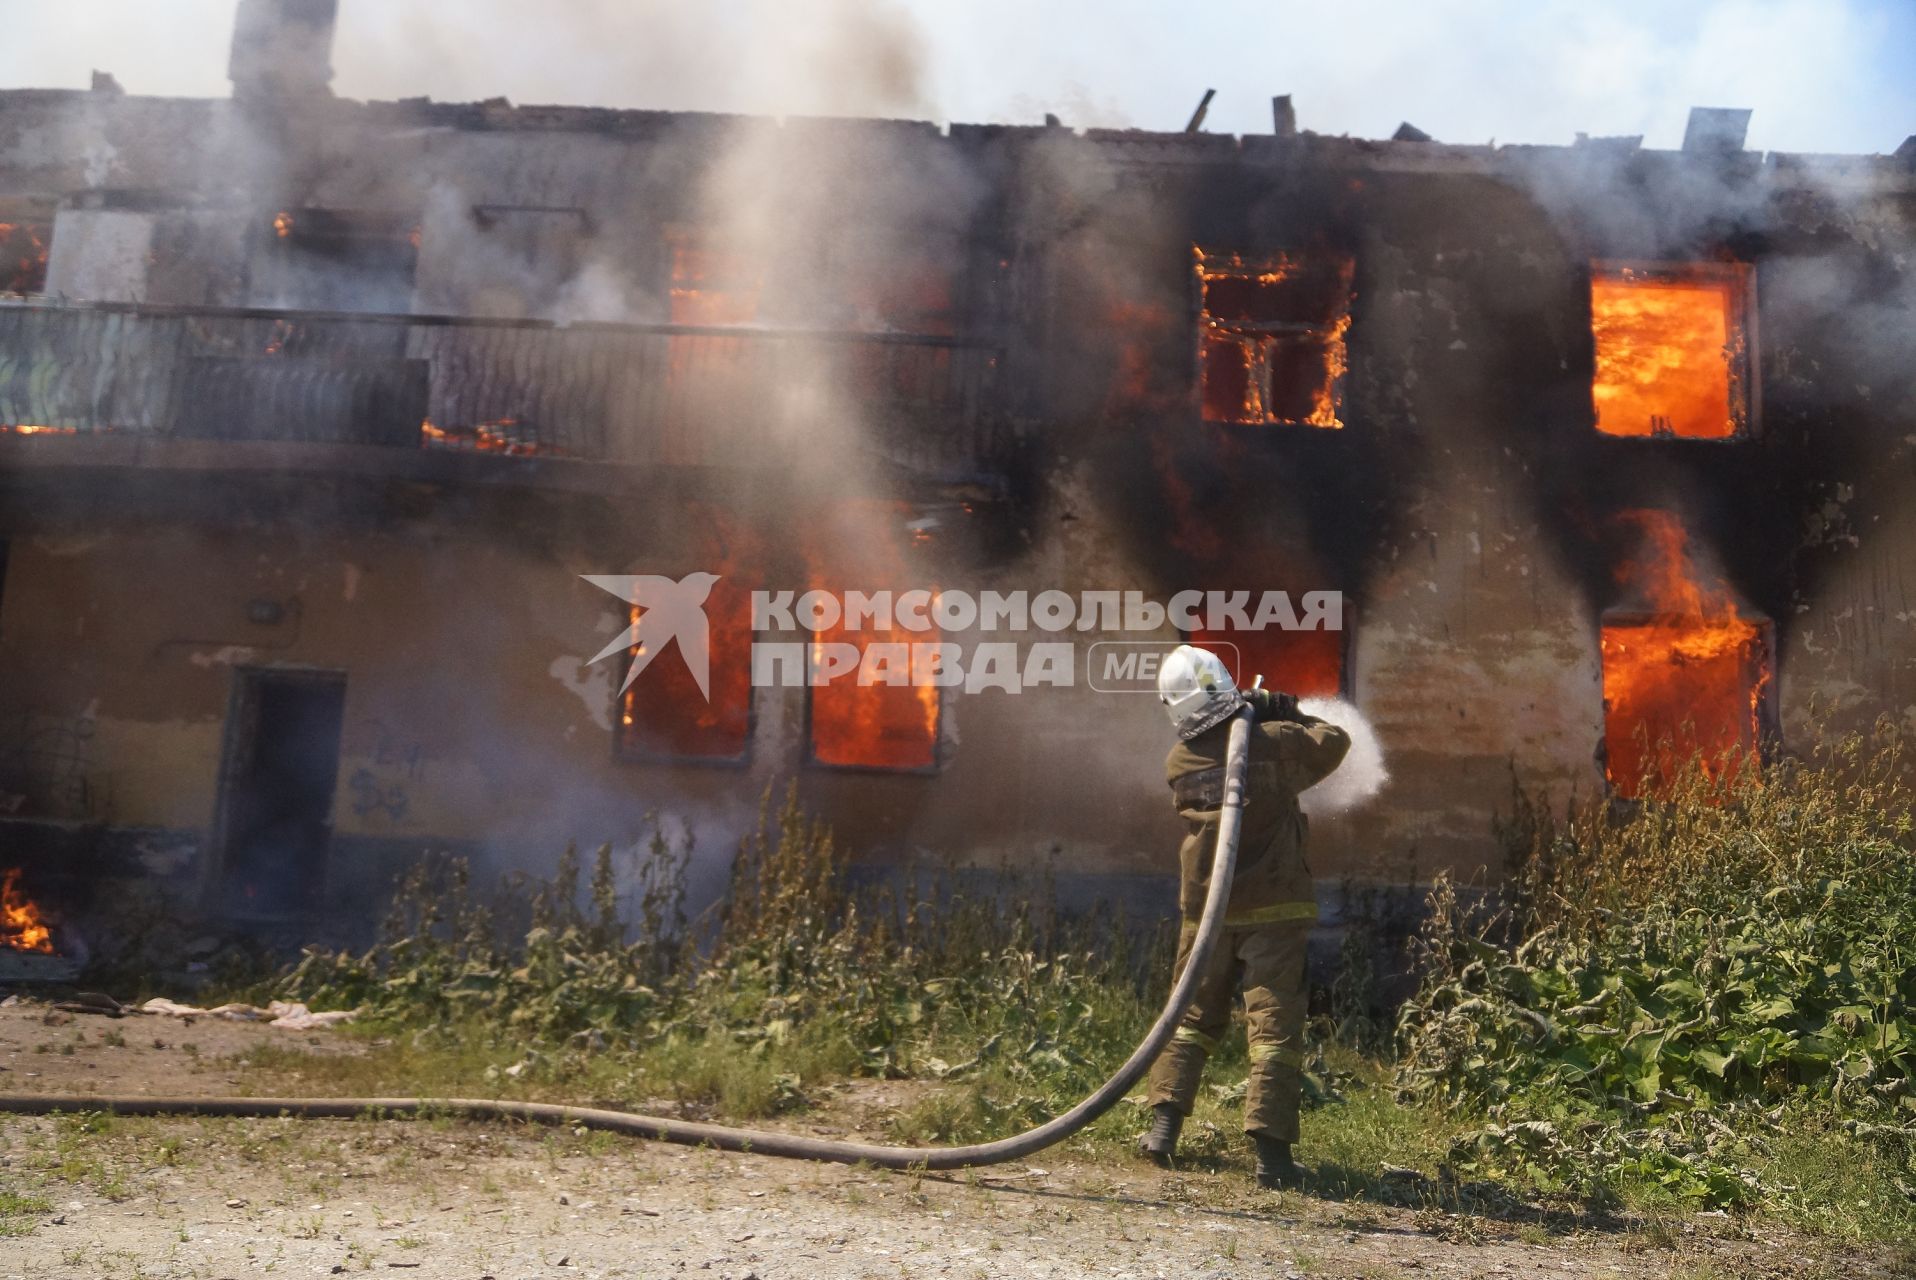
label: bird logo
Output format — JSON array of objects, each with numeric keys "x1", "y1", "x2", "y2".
[{"x1": 583, "y1": 572, "x2": 722, "y2": 701}]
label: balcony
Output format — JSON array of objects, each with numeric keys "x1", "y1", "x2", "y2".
[{"x1": 0, "y1": 300, "x2": 1011, "y2": 483}]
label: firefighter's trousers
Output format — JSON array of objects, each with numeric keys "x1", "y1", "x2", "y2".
[{"x1": 1145, "y1": 911, "x2": 1311, "y2": 1141}]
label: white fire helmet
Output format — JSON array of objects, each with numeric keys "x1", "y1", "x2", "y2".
[{"x1": 1157, "y1": 644, "x2": 1244, "y2": 740}]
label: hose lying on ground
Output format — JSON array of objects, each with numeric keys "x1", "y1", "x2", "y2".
[{"x1": 0, "y1": 710, "x2": 1254, "y2": 1171}]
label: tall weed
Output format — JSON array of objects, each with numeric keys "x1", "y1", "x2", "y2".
[{"x1": 1397, "y1": 722, "x2": 1916, "y2": 1225}]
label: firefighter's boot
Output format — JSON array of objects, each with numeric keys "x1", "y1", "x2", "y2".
[
  {"x1": 1253, "y1": 1134, "x2": 1301, "y2": 1189},
  {"x1": 1138, "y1": 1104, "x2": 1183, "y2": 1166}
]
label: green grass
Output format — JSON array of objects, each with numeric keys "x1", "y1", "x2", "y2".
[
  {"x1": 0, "y1": 1189, "x2": 53, "y2": 1238},
  {"x1": 1753, "y1": 1109, "x2": 1916, "y2": 1245},
  {"x1": 228, "y1": 767, "x2": 1916, "y2": 1252},
  {"x1": 1296, "y1": 1051, "x2": 1456, "y2": 1200}
]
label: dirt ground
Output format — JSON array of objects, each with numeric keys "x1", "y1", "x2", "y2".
[{"x1": 0, "y1": 1001, "x2": 1898, "y2": 1280}]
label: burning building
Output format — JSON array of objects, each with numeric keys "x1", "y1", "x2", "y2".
[{"x1": 0, "y1": 3, "x2": 1913, "y2": 963}]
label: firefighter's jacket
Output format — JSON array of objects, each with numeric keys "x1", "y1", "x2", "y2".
[{"x1": 1163, "y1": 693, "x2": 1350, "y2": 925}]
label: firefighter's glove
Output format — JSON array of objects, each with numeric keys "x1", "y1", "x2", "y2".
[{"x1": 1246, "y1": 688, "x2": 1303, "y2": 723}]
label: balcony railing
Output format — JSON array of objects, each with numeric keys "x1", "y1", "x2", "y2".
[{"x1": 0, "y1": 300, "x2": 1010, "y2": 480}]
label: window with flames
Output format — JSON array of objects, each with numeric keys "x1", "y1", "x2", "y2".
[
  {"x1": 1187, "y1": 615, "x2": 1348, "y2": 701},
  {"x1": 617, "y1": 580, "x2": 756, "y2": 764},
  {"x1": 0, "y1": 219, "x2": 51, "y2": 295},
  {"x1": 1600, "y1": 613, "x2": 1771, "y2": 799},
  {"x1": 617, "y1": 518, "x2": 761, "y2": 765},
  {"x1": 1598, "y1": 512, "x2": 1772, "y2": 798},
  {"x1": 803, "y1": 504, "x2": 942, "y2": 774},
  {"x1": 1590, "y1": 261, "x2": 1755, "y2": 440},
  {"x1": 805, "y1": 603, "x2": 942, "y2": 773},
  {"x1": 1195, "y1": 249, "x2": 1354, "y2": 429}
]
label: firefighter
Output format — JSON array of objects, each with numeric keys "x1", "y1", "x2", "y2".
[{"x1": 1141, "y1": 644, "x2": 1350, "y2": 1189}]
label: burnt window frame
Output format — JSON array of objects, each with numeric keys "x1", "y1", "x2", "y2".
[
  {"x1": 1191, "y1": 246, "x2": 1357, "y2": 430},
  {"x1": 1587, "y1": 258, "x2": 1760, "y2": 442},
  {"x1": 611, "y1": 598, "x2": 759, "y2": 770},
  {"x1": 1594, "y1": 605, "x2": 1777, "y2": 798},
  {"x1": 255, "y1": 207, "x2": 423, "y2": 315}
]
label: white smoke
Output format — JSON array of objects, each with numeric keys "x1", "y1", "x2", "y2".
[
  {"x1": 1296, "y1": 696, "x2": 1388, "y2": 818},
  {"x1": 1, "y1": 1, "x2": 1906, "y2": 154}
]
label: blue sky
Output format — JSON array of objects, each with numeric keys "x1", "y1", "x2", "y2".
[{"x1": 0, "y1": 0, "x2": 1911, "y2": 154}]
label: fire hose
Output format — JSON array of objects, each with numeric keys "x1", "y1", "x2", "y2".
[{"x1": 0, "y1": 709, "x2": 1255, "y2": 1172}]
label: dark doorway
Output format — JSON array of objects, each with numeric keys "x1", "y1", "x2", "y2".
[{"x1": 213, "y1": 669, "x2": 346, "y2": 918}]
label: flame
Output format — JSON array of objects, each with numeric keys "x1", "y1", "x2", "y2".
[
  {"x1": 2, "y1": 424, "x2": 78, "y2": 435},
  {"x1": 619, "y1": 509, "x2": 760, "y2": 762},
  {"x1": 1, "y1": 868, "x2": 54, "y2": 954},
  {"x1": 1591, "y1": 264, "x2": 1747, "y2": 439},
  {"x1": 1189, "y1": 619, "x2": 1343, "y2": 699},
  {"x1": 1306, "y1": 312, "x2": 1352, "y2": 428},
  {"x1": 273, "y1": 211, "x2": 294, "y2": 239},
  {"x1": 807, "y1": 607, "x2": 940, "y2": 771},
  {"x1": 420, "y1": 417, "x2": 559, "y2": 456},
  {"x1": 805, "y1": 503, "x2": 940, "y2": 771},
  {"x1": 1600, "y1": 510, "x2": 1770, "y2": 797},
  {"x1": 0, "y1": 220, "x2": 50, "y2": 294},
  {"x1": 669, "y1": 235, "x2": 760, "y2": 326},
  {"x1": 1196, "y1": 248, "x2": 1354, "y2": 429}
]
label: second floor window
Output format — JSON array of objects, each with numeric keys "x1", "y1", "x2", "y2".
[
  {"x1": 1590, "y1": 260, "x2": 1754, "y2": 440},
  {"x1": 667, "y1": 228, "x2": 761, "y2": 326},
  {"x1": 1196, "y1": 248, "x2": 1354, "y2": 429},
  {"x1": 0, "y1": 219, "x2": 50, "y2": 295},
  {"x1": 260, "y1": 209, "x2": 419, "y2": 314}
]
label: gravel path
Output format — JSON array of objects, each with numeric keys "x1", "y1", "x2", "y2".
[{"x1": 0, "y1": 1002, "x2": 1892, "y2": 1279}]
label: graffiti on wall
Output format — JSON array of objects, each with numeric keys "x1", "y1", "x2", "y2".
[
  {"x1": 345, "y1": 719, "x2": 427, "y2": 825},
  {"x1": 0, "y1": 712, "x2": 114, "y2": 821}
]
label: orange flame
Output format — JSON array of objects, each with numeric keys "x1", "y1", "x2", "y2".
[
  {"x1": 1196, "y1": 248, "x2": 1354, "y2": 429},
  {"x1": 619, "y1": 510, "x2": 760, "y2": 762},
  {"x1": 273, "y1": 211, "x2": 294, "y2": 239},
  {"x1": 1600, "y1": 511, "x2": 1770, "y2": 797},
  {"x1": 420, "y1": 418, "x2": 559, "y2": 456},
  {"x1": 1591, "y1": 263, "x2": 1748, "y2": 439},
  {"x1": 807, "y1": 607, "x2": 940, "y2": 771},
  {"x1": 668, "y1": 235, "x2": 760, "y2": 326},
  {"x1": 804, "y1": 503, "x2": 940, "y2": 771},
  {"x1": 0, "y1": 220, "x2": 50, "y2": 293},
  {"x1": 1, "y1": 868, "x2": 54, "y2": 954},
  {"x1": 2, "y1": 424, "x2": 78, "y2": 435},
  {"x1": 1189, "y1": 620, "x2": 1343, "y2": 699}
]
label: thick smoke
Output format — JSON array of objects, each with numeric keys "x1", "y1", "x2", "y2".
[
  {"x1": 1297, "y1": 696, "x2": 1389, "y2": 818},
  {"x1": 337, "y1": 0, "x2": 931, "y2": 121}
]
